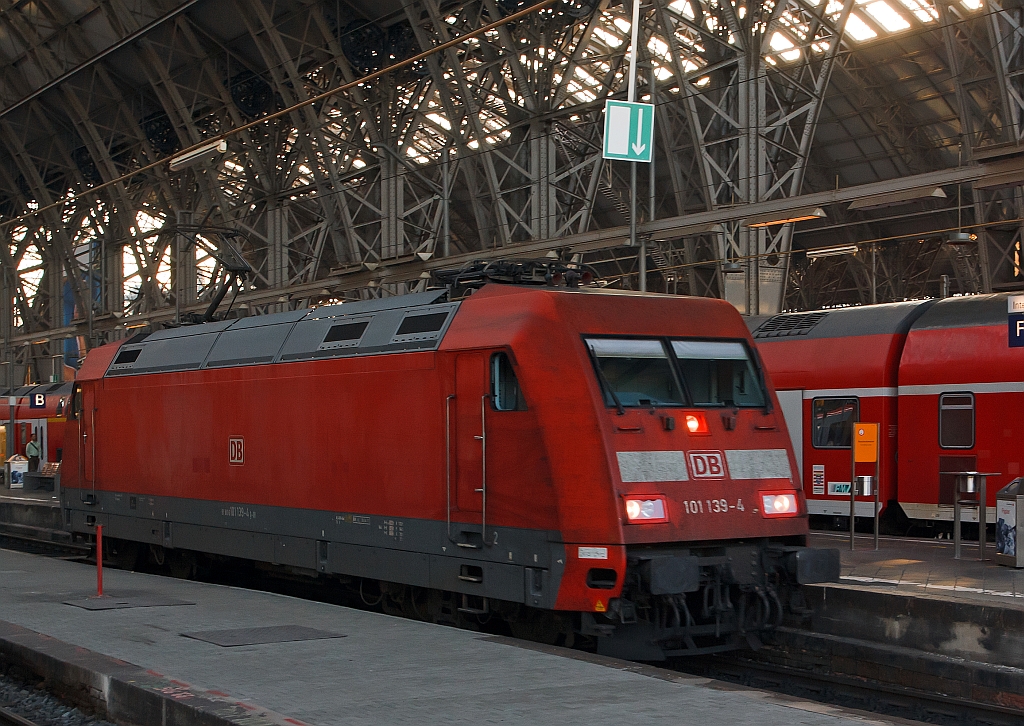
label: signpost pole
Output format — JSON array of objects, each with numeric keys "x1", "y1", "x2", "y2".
[
  {"x1": 7, "y1": 395, "x2": 14, "y2": 461},
  {"x1": 626, "y1": 0, "x2": 642, "y2": 285},
  {"x1": 602, "y1": 0, "x2": 654, "y2": 287},
  {"x1": 851, "y1": 423, "x2": 880, "y2": 552},
  {"x1": 849, "y1": 444, "x2": 856, "y2": 551},
  {"x1": 874, "y1": 453, "x2": 880, "y2": 551}
]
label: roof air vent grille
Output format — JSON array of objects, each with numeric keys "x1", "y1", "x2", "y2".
[{"x1": 753, "y1": 311, "x2": 829, "y2": 338}]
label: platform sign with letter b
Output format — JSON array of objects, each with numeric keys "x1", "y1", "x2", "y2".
[{"x1": 29, "y1": 393, "x2": 45, "y2": 409}]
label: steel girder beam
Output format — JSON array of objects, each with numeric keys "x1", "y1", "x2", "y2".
[
  {"x1": 976, "y1": 0, "x2": 1024, "y2": 292},
  {"x1": 651, "y1": 0, "x2": 854, "y2": 314}
]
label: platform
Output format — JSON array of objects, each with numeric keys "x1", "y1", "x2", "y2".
[
  {"x1": 0, "y1": 546, "x2": 897, "y2": 726},
  {"x1": 0, "y1": 486, "x2": 60, "y2": 505},
  {"x1": 0, "y1": 488, "x2": 65, "y2": 545},
  {"x1": 810, "y1": 531, "x2": 1024, "y2": 605},
  {"x1": 787, "y1": 531, "x2": 1024, "y2": 706}
]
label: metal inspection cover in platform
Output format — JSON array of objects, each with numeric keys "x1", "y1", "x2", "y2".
[
  {"x1": 181, "y1": 625, "x2": 346, "y2": 647},
  {"x1": 64, "y1": 592, "x2": 196, "y2": 610}
]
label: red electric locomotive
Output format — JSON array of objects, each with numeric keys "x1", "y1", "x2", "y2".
[
  {"x1": 61, "y1": 279, "x2": 837, "y2": 658},
  {"x1": 750, "y1": 293, "x2": 1021, "y2": 531}
]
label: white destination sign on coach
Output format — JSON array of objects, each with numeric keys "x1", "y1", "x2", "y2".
[{"x1": 578, "y1": 547, "x2": 608, "y2": 560}]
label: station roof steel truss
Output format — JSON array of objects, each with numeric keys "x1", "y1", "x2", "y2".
[{"x1": 1, "y1": 0, "x2": 1024, "y2": 371}]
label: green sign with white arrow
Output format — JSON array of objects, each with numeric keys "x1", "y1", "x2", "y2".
[{"x1": 603, "y1": 100, "x2": 654, "y2": 163}]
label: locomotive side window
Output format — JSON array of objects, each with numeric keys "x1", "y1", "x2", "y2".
[
  {"x1": 69, "y1": 384, "x2": 83, "y2": 421},
  {"x1": 585, "y1": 338, "x2": 684, "y2": 408},
  {"x1": 811, "y1": 397, "x2": 858, "y2": 448},
  {"x1": 939, "y1": 393, "x2": 974, "y2": 449},
  {"x1": 396, "y1": 312, "x2": 449, "y2": 335},
  {"x1": 670, "y1": 340, "x2": 766, "y2": 408},
  {"x1": 112, "y1": 348, "x2": 142, "y2": 365},
  {"x1": 491, "y1": 353, "x2": 526, "y2": 411}
]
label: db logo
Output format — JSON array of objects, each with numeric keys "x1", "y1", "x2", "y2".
[
  {"x1": 228, "y1": 437, "x2": 245, "y2": 465},
  {"x1": 688, "y1": 451, "x2": 726, "y2": 478}
]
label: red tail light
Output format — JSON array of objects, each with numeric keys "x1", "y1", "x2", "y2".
[
  {"x1": 760, "y1": 491, "x2": 800, "y2": 518},
  {"x1": 684, "y1": 412, "x2": 709, "y2": 435}
]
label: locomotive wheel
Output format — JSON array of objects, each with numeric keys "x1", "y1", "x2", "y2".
[{"x1": 380, "y1": 593, "x2": 405, "y2": 617}]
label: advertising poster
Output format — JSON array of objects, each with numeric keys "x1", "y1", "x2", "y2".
[{"x1": 997, "y1": 500, "x2": 1017, "y2": 557}]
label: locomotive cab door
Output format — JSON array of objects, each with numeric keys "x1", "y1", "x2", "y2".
[{"x1": 73, "y1": 384, "x2": 97, "y2": 500}]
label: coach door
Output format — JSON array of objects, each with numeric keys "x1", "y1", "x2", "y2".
[{"x1": 453, "y1": 353, "x2": 487, "y2": 544}]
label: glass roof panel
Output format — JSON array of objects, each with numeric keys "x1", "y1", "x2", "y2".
[{"x1": 845, "y1": 13, "x2": 878, "y2": 40}]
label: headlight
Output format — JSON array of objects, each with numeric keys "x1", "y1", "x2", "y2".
[
  {"x1": 624, "y1": 496, "x2": 668, "y2": 523},
  {"x1": 760, "y1": 492, "x2": 799, "y2": 518}
]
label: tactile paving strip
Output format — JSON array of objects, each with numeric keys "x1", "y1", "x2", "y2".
[{"x1": 180, "y1": 625, "x2": 345, "y2": 647}]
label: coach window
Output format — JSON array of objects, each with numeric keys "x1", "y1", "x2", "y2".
[
  {"x1": 491, "y1": 353, "x2": 526, "y2": 411},
  {"x1": 939, "y1": 393, "x2": 974, "y2": 449},
  {"x1": 811, "y1": 397, "x2": 858, "y2": 448}
]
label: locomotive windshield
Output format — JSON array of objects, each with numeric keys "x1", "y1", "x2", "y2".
[
  {"x1": 586, "y1": 337, "x2": 766, "y2": 409},
  {"x1": 585, "y1": 339, "x2": 685, "y2": 407},
  {"x1": 671, "y1": 340, "x2": 765, "y2": 408}
]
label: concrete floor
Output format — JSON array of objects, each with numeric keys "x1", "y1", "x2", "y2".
[{"x1": 0, "y1": 546, "x2": 898, "y2": 726}]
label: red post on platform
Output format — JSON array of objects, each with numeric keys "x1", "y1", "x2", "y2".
[{"x1": 95, "y1": 524, "x2": 103, "y2": 597}]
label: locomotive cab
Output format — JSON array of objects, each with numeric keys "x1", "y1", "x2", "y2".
[{"x1": 442, "y1": 284, "x2": 840, "y2": 658}]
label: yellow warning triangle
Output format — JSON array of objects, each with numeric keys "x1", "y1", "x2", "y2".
[{"x1": 595, "y1": 600, "x2": 606, "y2": 612}]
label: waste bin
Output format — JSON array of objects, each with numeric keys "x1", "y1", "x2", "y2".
[
  {"x1": 995, "y1": 477, "x2": 1024, "y2": 568},
  {"x1": 5, "y1": 454, "x2": 27, "y2": 490}
]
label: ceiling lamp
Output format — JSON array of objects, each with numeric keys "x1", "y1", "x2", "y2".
[
  {"x1": 946, "y1": 231, "x2": 977, "y2": 245},
  {"x1": 848, "y1": 187, "x2": 946, "y2": 210},
  {"x1": 746, "y1": 207, "x2": 826, "y2": 228},
  {"x1": 168, "y1": 139, "x2": 228, "y2": 171},
  {"x1": 805, "y1": 244, "x2": 858, "y2": 259}
]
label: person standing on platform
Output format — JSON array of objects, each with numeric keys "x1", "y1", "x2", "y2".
[{"x1": 25, "y1": 433, "x2": 40, "y2": 472}]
